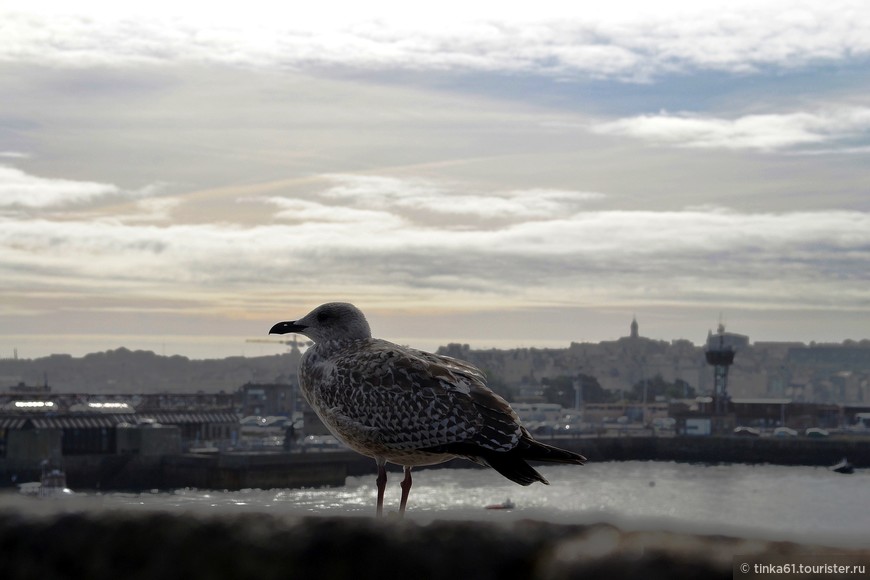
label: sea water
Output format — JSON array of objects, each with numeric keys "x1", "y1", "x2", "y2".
[{"x1": 6, "y1": 462, "x2": 869, "y2": 547}]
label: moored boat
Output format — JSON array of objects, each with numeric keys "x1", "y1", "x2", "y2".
[
  {"x1": 18, "y1": 461, "x2": 74, "y2": 497},
  {"x1": 485, "y1": 498, "x2": 515, "y2": 510},
  {"x1": 830, "y1": 458, "x2": 854, "y2": 475}
]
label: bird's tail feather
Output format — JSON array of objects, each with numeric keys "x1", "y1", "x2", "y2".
[
  {"x1": 421, "y1": 436, "x2": 585, "y2": 486},
  {"x1": 482, "y1": 450, "x2": 549, "y2": 486},
  {"x1": 477, "y1": 437, "x2": 586, "y2": 486},
  {"x1": 519, "y1": 437, "x2": 587, "y2": 465}
]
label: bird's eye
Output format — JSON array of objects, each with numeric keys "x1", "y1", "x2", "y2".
[{"x1": 317, "y1": 311, "x2": 329, "y2": 323}]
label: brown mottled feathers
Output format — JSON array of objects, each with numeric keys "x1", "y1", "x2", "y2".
[
  {"x1": 301, "y1": 339, "x2": 519, "y2": 450},
  {"x1": 299, "y1": 338, "x2": 585, "y2": 485}
]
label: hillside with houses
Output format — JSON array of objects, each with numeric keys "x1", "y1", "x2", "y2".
[{"x1": 1, "y1": 320, "x2": 868, "y2": 405}]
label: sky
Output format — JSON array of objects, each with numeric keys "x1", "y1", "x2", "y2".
[{"x1": 1, "y1": 0, "x2": 869, "y2": 359}]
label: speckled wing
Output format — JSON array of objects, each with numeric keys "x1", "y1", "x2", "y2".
[{"x1": 307, "y1": 339, "x2": 523, "y2": 455}]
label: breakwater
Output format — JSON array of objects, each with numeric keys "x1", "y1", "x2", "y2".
[
  {"x1": 3, "y1": 436, "x2": 868, "y2": 492},
  {"x1": 553, "y1": 435, "x2": 870, "y2": 468},
  {"x1": 1, "y1": 452, "x2": 351, "y2": 491},
  {"x1": 363, "y1": 435, "x2": 870, "y2": 478}
]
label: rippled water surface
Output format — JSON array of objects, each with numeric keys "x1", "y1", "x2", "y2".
[{"x1": 7, "y1": 462, "x2": 870, "y2": 546}]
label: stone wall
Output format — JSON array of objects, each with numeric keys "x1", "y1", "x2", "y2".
[{"x1": 1, "y1": 511, "x2": 868, "y2": 580}]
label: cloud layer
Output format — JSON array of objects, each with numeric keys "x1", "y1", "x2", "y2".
[
  {"x1": 3, "y1": 1, "x2": 870, "y2": 80},
  {"x1": 0, "y1": 165, "x2": 120, "y2": 208},
  {"x1": 1, "y1": 2, "x2": 869, "y2": 355},
  {"x1": 0, "y1": 165, "x2": 163, "y2": 209},
  {"x1": 592, "y1": 107, "x2": 870, "y2": 151},
  {"x1": 2, "y1": 174, "x2": 867, "y2": 322}
]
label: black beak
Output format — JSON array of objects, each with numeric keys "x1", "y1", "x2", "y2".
[{"x1": 269, "y1": 321, "x2": 308, "y2": 335}]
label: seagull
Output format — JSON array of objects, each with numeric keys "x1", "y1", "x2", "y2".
[{"x1": 270, "y1": 302, "x2": 585, "y2": 516}]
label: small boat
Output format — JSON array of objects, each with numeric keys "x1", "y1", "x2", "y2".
[
  {"x1": 19, "y1": 461, "x2": 74, "y2": 497},
  {"x1": 485, "y1": 498, "x2": 515, "y2": 510},
  {"x1": 39, "y1": 467, "x2": 74, "y2": 497},
  {"x1": 830, "y1": 458, "x2": 854, "y2": 475}
]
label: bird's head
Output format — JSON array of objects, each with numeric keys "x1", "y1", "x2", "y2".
[{"x1": 269, "y1": 302, "x2": 372, "y2": 344}]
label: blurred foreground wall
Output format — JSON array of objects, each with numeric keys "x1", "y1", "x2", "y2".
[{"x1": 1, "y1": 510, "x2": 868, "y2": 580}]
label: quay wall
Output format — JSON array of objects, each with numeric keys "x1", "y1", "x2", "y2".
[
  {"x1": 162, "y1": 452, "x2": 347, "y2": 490},
  {"x1": 346, "y1": 435, "x2": 870, "y2": 480},
  {"x1": 551, "y1": 435, "x2": 870, "y2": 468},
  {"x1": 0, "y1": 452, "x2": 349, "y2": 491}
]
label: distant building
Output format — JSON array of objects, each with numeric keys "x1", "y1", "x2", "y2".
[
  {"x1": 673, "y1": 397, "x2": 841, "y2": 434},
  {"x1": 787, "y1": 345, "x2": 870, "y2": 370},
  {"x1": 8, "y1": 382, "x2": 50, "y2": 394},
  {"x1": 630, "y1": 317, "x2": 639, "y2": 339},
  {"x1": 706, "y1": 323, "x2": 749, "y2": 351},
  {"x1": 0, "y1": 390, "x2": 240, "y2": 474},
  {"x1": 235, "y1": 382, "x2": 298, "y2": 418}
]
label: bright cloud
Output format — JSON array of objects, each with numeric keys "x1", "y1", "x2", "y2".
[
  {"x1": 317, "y1": 175, "x2": 607, "y2": 224},
  {"x1": 592, "y1": 107, "x2": 870, "y2": 151},
  {"x1": 0, "y1": 165, "x2": 120, "y2": 208},
  {"x1": 247, "y1": 196, "x2": 405, "y2": 228},
  {"x1": 0, "y1": 165, "x2": 162, "y2": 209},
  {"x1": 2, "y1": 1, "x2": 869, "y2": 79}
]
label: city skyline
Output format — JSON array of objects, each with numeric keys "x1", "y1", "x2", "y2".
[
  {"x1": 1, "y1": 1, "x2": 869, "y2": 359},
  {"x1": 2, "y1": 313, "x2": 867, "y2": 362}
]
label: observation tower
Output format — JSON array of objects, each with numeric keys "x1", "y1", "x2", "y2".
[{"x1": 705, "y1": 323, "x2": 736, "y2": 416}]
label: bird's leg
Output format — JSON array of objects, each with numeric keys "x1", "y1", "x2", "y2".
[
  {"x1": 399, "y1": 466, "x2": 412, "y2": 516},
  {"x1": 376, "y1": 460, "x2": 387, "y2": 517}
]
